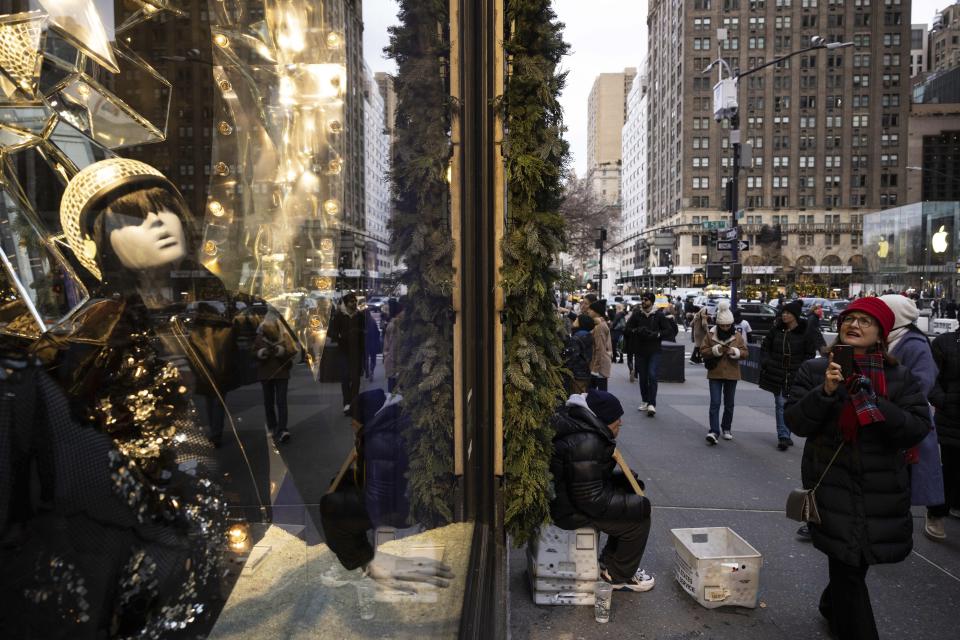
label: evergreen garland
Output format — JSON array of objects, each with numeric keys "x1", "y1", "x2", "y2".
[
  {"x1": 385, "y1": 0, "x2": 457, "y2": 526},
  {"x1": 501, "y1": 0, "x2": 570, "y2": 544}
]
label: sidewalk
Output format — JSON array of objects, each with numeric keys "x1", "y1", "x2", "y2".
[{"x1": 509, "y1": 349, "x2": 960, "y2": 639}]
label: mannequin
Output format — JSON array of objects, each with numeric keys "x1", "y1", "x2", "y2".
[{"x1": 7, "y1": 160, "x2": 239, "y2": 638}]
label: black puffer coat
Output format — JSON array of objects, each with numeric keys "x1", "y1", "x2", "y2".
[
  {"x1": 929, "y1": 330, "x2": 960, "y2": 449},
  {"x1": 759, "y1": 317, "x2": 818, "y2": 394},
  {"x1": 549, "y1": 396, "x2": 651, "y2": 529},
  {"x1": 785, "y1": 358, "x2": 930, "y2": 567}
]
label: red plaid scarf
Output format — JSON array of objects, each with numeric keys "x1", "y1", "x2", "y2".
[{"x1": 838, "y1": 353, "x2": 887, "y2": 443}]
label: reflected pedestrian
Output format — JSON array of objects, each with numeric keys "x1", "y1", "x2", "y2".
[
  {"x1": 255, "y1": 311, "x2": 297, "y2": 443},
  {"x1": 329, "y1": 291, "x2": 365, "y2": 415},
  {"x1": 363, "y1": 306, "x2": 382, "y2": 382},
  {"x1": 382, "y1": 298, "x2": 404, "y2": 393}
]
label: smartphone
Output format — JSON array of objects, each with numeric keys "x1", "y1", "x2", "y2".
[{"x1": 831, "y1": 344, "x2": 854, "y2": 379}]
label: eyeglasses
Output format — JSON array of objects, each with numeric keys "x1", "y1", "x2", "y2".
[{"x1": 841, "y1": 315, "x2": 874, "y2": 328}]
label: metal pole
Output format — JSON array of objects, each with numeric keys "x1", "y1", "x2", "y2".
[
  {"x1": 730, "y1": 110, "x2": 740, "y2": 309},
  {"x1": 598, "y1": 243, "x2": 604, "y2": 299}
]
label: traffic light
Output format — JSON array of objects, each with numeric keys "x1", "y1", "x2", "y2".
[{"x1": 705, "y1": 263, "x2": 724, "y2": 281}]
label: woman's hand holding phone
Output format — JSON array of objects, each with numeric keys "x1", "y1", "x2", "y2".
[{"x1": 823, "y1": 353, "x2": 844, "y2": 396}]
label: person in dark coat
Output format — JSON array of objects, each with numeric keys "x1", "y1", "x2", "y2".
[
  {"x1": 362, "y1": 307, "x2": 382, "y2": 382},
  {"x1": 562, "y1": 314, "x2": 594, "y2": 394},
  {"x1": 611, "y1": 305, "x2": 627, "y2": 364},
  {"x1": 881, "y1": 294, "x2": 946, "y2": 540},
  {"x1": 328, "y1": 291, "x2": 365, "y2": 414},
  {"x1": 625, "y1": 292, "x2": 676, "y2": 417},
  {"x1": 785, "y1": 297, "x2": 929, "y2": 640},
  {"x1": 550, "y1": 389, "x2": 654, "y2": 592},
  {"x1": 759, "y1": 299, "x2": 818, "y2": 450},
  {"x1": 929, "y1": 327, "x2": 960, "y2": 534},
  {"x1": 254, "y1": 311, "x2": 298, "y2": 443}
]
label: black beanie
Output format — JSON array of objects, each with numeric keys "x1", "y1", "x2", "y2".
[
  {"x1": 589, "y1": 300, "x2": 607, "y2": 316},
  {"x1": 586, "y1": 389, "x2": 624, "y2": 426},
  {"x1": 782, "y1": 299, "x2": 803, "y2": 318}
]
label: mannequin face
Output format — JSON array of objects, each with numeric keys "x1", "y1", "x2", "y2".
[{"x1": 108, "y1": 209, "x2": 186, "y2": 271}]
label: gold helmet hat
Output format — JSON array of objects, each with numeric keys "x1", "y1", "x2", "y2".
[{"x1": 59, "y1": 158, "x2": 181, "y2": 280}]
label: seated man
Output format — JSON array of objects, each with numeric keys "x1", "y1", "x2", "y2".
[{"x1": 549, "y1": 389, "x2": 655, "y2": 592}]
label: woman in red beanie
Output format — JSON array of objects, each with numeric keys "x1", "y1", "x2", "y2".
[{"x1": 785, "y1": 297, "x2": 930, "y2": 639}]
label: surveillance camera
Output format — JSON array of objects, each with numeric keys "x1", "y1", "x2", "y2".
[
  {"x1": 811, "y1": 36, "x2": 825, "y2": 47},
  {"x1": 715, "y1": 112, "x2": 725, "y2": 123}
]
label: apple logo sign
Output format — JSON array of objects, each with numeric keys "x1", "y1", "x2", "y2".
[
  {"x1": 933, "y1": 225, "x2": 950, "y2": 254},
  {"x1": 877, "y1": 237, "x2": 889, "y2": 258}
]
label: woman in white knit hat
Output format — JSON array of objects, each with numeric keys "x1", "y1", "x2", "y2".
[
  {"x1": 699, "y1": 300, "x2": 749, "y2": 445},
  {"x1": 880, "y1": 294, "x2": 946, "y2": 541}
]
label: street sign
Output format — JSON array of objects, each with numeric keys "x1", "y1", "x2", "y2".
[
  {"x1": 719, "y1": 227, "x2": 739, "y2": 241},
  {"x1": 701, "y1": 221, "x2": 727, "y2": 230},
  {"x1": 591, "y1": 273, "x2": 609, "y2": 279},
  {"x1": 716, "y1": 240, "x2": 750, "y2": 251}
]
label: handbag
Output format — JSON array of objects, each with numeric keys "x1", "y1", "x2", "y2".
[{"x1": 786, "y1": 441, "x2": 844, "y2": 524}]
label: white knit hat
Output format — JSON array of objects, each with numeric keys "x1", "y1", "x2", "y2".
[
  {"x1": 715, "y1": 300, "x2": 734, "y2": 325},
  {"x1": 879, "y1": 294, "x2": 919, "y2": 329}
]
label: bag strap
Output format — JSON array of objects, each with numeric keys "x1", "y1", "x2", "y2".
[{"x1": 811, "y1": 441, "x2": 844, "y2": 492}]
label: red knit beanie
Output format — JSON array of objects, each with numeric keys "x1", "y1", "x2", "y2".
[{"x1": 839, "y1": 298, "x2": 895, "y2": 339}]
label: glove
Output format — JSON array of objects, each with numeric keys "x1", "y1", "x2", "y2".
[
  {"x1": 257, "y1": 348, "x2": 270, "y2": 359},
  {"x1": 275, "y1": 346, "x2": 286, "y2": 358},
  {"x1": 711, "y1": 344, "x2": 723, "y2": 357},
  {"x1": 728, "y1": 347, "x2": 741, "y2": 359}
]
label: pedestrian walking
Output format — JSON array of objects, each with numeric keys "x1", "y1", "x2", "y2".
[
  {"x1": 785, "y1": 297, "x2": 929, "y2": 640},
  {"x1": 587, "y1": 301, "x2": 613, "y2": 391},
  {"x1": 733, "y1": 308, "x2": 752, "y2": 344},
  {"x1": 880, "y1": 294, "x2": 946, "y2": 540},
  {"x1": 806, "y1": 306, "x2": 828, "y2": 356},
  {"x1": 611, "y1": 305, "x2": 627, "y2": 364},
  {"x1": 690, "y1": 305, "x2": 710, "y2": 364},
  {"x1": 759, "y1": 299, "x2": 818, "y2": 450},
  {"x1": 255, "y1": 311, "x2": 298, "y2": 443},
  {"x1": 549, "y1": 389, "x2": 655, "y2": 592},
  {"x1": 948, "y1": 299, "x2": 958, "y2": 319},
  {"x1": 930, "y1": 326, "x2": 960, "y2": 536},
  {"x1": 562, "y1": 314, "x2": 594, "y2": 394},
  {"x1": 625, "y1": 292, "x2": 677, "y2": 416},
  {"x1": 700, "y1": 301, "x2": 748, "y2": 445},
  {"x1": 363, "y1": 306, "x2": 382, "y2": 382},
  {"x1": 329, "y1": 291, "x2": 366, "y2": 415},
  {"x1": 382, "y1": 298, "x2": 404, "y2": 393}
]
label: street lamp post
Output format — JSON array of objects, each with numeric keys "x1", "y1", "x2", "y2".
[
  {"x1": 595, "y1": 226, "x2": 607, "y2": 299},
  {"x1": 706, "y1": 35, "x2": 852, "y2": 309}
]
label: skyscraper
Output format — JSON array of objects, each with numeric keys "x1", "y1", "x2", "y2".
[
  {"x1": 586, "y1": 68, "x2": 636, "y2": 206},
  {"x1": 645, "y1": 0, "x2": 911, "y2": 292},
  {"x1": 619, "y1": 69, "x2": 649, "y2": 286}
]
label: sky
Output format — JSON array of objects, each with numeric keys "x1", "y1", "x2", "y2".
[{"x1": 364, "y1": 0, "x2": 950, "y2": 176}]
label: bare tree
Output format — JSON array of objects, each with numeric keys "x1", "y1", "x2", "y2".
[{"x1": 559, "y1": 172, "x2": 620, "y2": 270}]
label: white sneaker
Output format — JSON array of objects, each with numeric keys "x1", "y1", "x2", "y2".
[
  {"x1": 638, "y1": 402, "x2": 648, "y2": 412},
  {"x1": 646, "y1": 405, "x2": 656, "y2": 417},
  {"x1": 705, "y1": 433, "x2": 718, "y2": 445},
  {"x1": 601, "y1": 567, "x2": 655, "y2": 592},
  {"x1": 722, "y1": 431, "x2": 734, "y2": 440}
]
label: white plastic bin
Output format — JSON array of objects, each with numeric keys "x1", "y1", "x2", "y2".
[
  {"x1": 527, "y1": 524, "x2": 599, "y2": 606},
  {"x1": 671, "y1": 527, "x2": 763, "y2": 609}
]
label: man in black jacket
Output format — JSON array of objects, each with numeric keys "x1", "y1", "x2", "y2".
[
  {"x1": 329, "y1": 291, "x2": 366, "y2": 414},
  {"x1": 929, "y1": 328, "x2": 960, "y2": 527},
  {"x1": 550, "y1": 390, "x2": 655, "y2": 592},
  {"x1": 759, "y1": 299, "x2": 818, "y2": 450},
  {"x1": 625, "y1": 292, "x2": 677, "y2": 416}
]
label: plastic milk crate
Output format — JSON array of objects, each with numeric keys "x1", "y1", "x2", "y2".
[
  {"x1": 526, "y1": 524, "x2": 599, "y2": 606},
  {"x1": 671, "y1": 527, "x2": 763, "y2": 609}
]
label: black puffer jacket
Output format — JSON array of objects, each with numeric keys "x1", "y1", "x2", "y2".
[
  {"x1": 624, "y1": 309, "x2": 675, "y2": 357},
  {"x1": 759, "y1": 317, "x2": 818, "y2": 394},
  {"x1": 930, "y1": 329, "x2": 960, "y2": 448},
  {"x1": 785, "y1": 358, "x2": 930, "y2": 567},
  {"x1": 549, "y1": 396, "x2": 651, "y2": 529}
]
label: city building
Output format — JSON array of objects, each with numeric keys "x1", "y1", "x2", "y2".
[
  {"x1": 375, "y1": 71, "x2": 398, "y2": 144},
  {"x1": 619, "y1": 69, "x2": 649, "y2": 290},
  {"x1": 862, "y1": 200, "x2": 960, "y2": 297},
  {"x1": 363, "y1": 65, "x2": 393, "y2": 291},
  {"x1": 908, "y1": 73, "x2": 960, "y2": 202},
  {"x1": 912, "y1": 23, "x2": 929, "y2": 77},
  {"x1": 645, "y1": 0, "x2": 912, "y2": 297},
  {"x1": 586, "y1": 67, "x2": 636, "y2": 207},
  {"x1": 929, "y1": 1, "x2": 960, "y2": 72}
]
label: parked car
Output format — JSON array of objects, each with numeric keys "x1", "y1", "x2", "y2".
[
  {"x1": 737, "y1": 302, "x2": 778, "y2": 339},
  {"x1": 821, "y1": 299, "x2": 849, "y2": 332}
]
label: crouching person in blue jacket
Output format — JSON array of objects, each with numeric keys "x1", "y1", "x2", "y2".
[{"x1": 549, "y1": 389, "x2": 655, "y2": 592}]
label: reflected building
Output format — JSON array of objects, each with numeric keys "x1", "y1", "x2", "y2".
[{"x1": 363, "y1": 64, "x2": 391, "y2": 291}]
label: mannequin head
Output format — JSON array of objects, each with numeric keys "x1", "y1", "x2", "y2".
[{"x1": 90, "y1": 186, "x2": 195, "y2": 286}]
